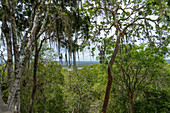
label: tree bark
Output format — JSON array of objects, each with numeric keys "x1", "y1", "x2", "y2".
[
  {"x1": 129, "y1": 94, "x2": 133, "y2": 113},
  {"x1": 2, "y1": 7, "x2": 14, "y2": 112},
  {"x1": 2, "y1": 21, "x2": 13, "y2": 93},
  {"x1": 29, "y1": 41, "x2": 38, "y2": 113},
  {"x1": 14, "y1": 83, "x2": 20, "y2": 113},
  {"x1": 11, "y1": 0, "x2": 21, "y2": 112},
  {"x1": 102, "y1": 31, "x2": 121, "y2": 113}
]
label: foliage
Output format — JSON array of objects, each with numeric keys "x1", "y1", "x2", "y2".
[
  {"x1": 1, "y1": 58, "x2": 169, "y2": 113},
  {"x1": 134, "y1": 88, "x2": 170, "y2": 113},
  {"x1": 83, "y1": 0, "x2": 170, "y2": 51},
  {"x1": 21, "y1": 61, "x2": 65, "y2": 113},
  {"x1": 62, "y1": 64, "x2": 103, "y2": 113},
  {"x1": 96, "y1": 43, "x2": 170, "y2": 112}
]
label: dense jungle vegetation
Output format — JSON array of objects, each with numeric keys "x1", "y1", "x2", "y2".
[
  {"x1": 0, "y1": 0, "x2": 170, "y2": 113},
  {"x1": 1, "y1": 44, "x2": 170, "y2": 113}
]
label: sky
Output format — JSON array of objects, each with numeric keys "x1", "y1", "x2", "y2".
[{"x1": 51, "y1": 42, "x2": 99, "y2": 61}]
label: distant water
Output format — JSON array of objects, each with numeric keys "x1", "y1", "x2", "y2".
[
  {"x1": 166, "y1": 59, "x2": 170, "y2": 64},
  {"x1": 0, "y1": 60, "x2": 169, "y2": 66},
  {"x1": 58, "y1": 61, "x2": 99, "y2": 67},
  {"x1": 59, "y1": 59, "x2": 170, "y2": 67}
]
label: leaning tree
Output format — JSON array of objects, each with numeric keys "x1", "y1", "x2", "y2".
[{"x1": 83, "y1": 0, "x2": 170, "y2": 112}]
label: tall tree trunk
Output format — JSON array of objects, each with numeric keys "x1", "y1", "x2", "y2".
[
  {"x1": 6, "y1": 37, "x2": 13, "y2": 103},
  {"x1": 2, "y1": 9, "x2": 14, "y2": 112},
  {"x1": 102, "y1": 31, "x2": 121, "y2": 113},
  {"x1": 11, "y1": 0, "x2": 21, "y2": 112},
  {"x1": 29, "y1": 41, "x2": 38, "y2": 113},
  {"x1": 2, "y1": 11, "x2": 13, "y2": 93},
  {"x1": 29, "y1": 37, "x2": 46, "y2": 113}
]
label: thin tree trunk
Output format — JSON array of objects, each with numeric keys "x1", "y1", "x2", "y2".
[
  {"x1": 58, "y1": 39, "x2": 62, "y2": 64},
  {"x1": 29, "y1": 41, "x2": 38, "y2": 113},
  {"x1": 69, "y1": 50, "x2": 71, "y2": 67},
  {"x1": 73, "y1": 51, "x2": 76, "y2": 68},
  {"x1": 68, "y1": 36, "x2": 72, "y2": 68},
  {"x1": 102, "y1": 31, "x2": 121, "y2": 113},
  {"x1": 129, "y1": 94, "x2": 133, "y2": 113},
  {"x1": 2, "y1": 8, "x2": 14, "y2": 112},
  {"x1": 11, "y1": 0, "x2": 21, "y2": 112},
  {"x1": 101, "y1": 41, "x2": 106, "y2": 73},
  {"x1": 65, "y1": 53, "x2": 68, "y2": 67},
  {"x1": 2, "y1": 12, "x2": 13, "y2": 94},
  {"x1": 73, "y1": 29, "x2": 78, "y2": 69},
  {"x1": 3, "y1": 27, "x2": 13, "y2": 94},
  {"x1": 29, "y1": 37, "x2": 46, "y2": 113}
]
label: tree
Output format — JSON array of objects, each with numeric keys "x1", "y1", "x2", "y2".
[
  {"x1": 83, "y1": 0, "x2": 170, "y2": 112},
  {"x1": 1, "y1": 0, "x2": 51, "y2": 112},
  {"x1": 47, "y1": 0, "x2": 90, "y2": 68},
  {"x1": 1, "y1": 0, "x2": 91, "y2": 111},
  {"x1": 113, "y1": 44, "x2": 166, "y2": 113}
]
